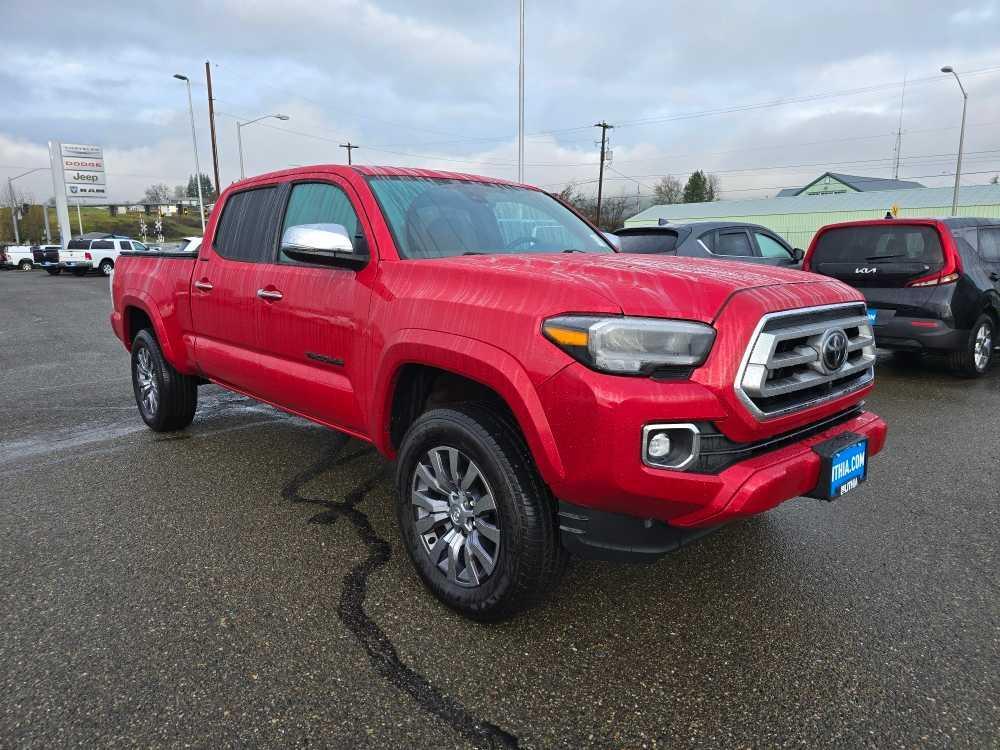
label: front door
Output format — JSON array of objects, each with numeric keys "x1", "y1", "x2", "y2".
[
  {"x1": 252, "y1": 178, "x2": 375, "y2": 435},
  {"x1": 189, "y1": 185, "x2": 281, "y2": 393},
  {"x1": 752, "y1": 230, "x2": 798, "y2": 267}
]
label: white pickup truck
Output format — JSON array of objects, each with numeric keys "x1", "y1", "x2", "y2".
[
  {"x1": 1, "y1": 245, "x2": 51, "y2": 271},
  {"x1": 60, "y1": 235, "x2": 149, "y2": 277}
]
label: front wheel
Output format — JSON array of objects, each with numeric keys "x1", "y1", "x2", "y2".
[
  {"x1": 395, "y1": 405, "x2": 565, "y2": 621},
  {"x1": 18, "y1": 260, "x2": 32, "y2": 271},
  {"x1": 948, "y1": 314, "x2": 995, "y2": 377},
  {"x1": 131, "y1": 329, "x2": 198, "y2": 431}
]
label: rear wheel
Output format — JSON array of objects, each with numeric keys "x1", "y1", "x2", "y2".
[
  {"x1": 130, "y1": 328, "x2": 198, "y2": 431},
  {"x1": 18, "y1": 259, "x2": 32, "y2": 271},
  {"x1": 45, "y1": 268, "x2": 61, "y2": 276},
  {"x1": 395, "y1": 404, "x2": 565, "y2": 621},
  {"x1": 99, "y1": 259, "x2": 114, "y2": 276},
  {"x1": 947, "y1": 314, "x2": 994, "y2": 377}
]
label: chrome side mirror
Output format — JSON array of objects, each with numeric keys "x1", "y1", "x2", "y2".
[{"x1": 280, "y1": 223, "x2": 369, "y2": 269}]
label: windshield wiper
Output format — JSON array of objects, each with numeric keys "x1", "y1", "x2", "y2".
[
  {"x1": 864, "y1": 253, "x2": 906, "y2": 261},
  {"x1": 461, "y1": 251, "x2": 489, "y2": 256},
  {"x1": 561, "y1": 248, "x2": 587, "y2": 253}
]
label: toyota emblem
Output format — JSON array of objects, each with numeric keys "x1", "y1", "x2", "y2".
[{"x1": 819, "y1": 329, "x2": 849, "y2": 373}]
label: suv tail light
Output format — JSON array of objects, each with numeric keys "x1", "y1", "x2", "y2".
[
  {"x1": 85, "y1": 252, "x2": 92, "y2": 261},
  {"x1": 906, "y1": 224, "x2": 961, "y2": 287}
]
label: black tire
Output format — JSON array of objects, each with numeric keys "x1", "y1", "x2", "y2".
[
  {"x1": 71, "y1": 268, "x2": 87, "y2": 277},
  {"x1": 99, "y1": 259, "x2": 114, "y2": 276},
  {"x1": 130, "y1": 328, "x2": 198, "y2": 431},
  {"x1": 395, "y1": 404, "x2": 567, "y2": 621},
  {"x1": 45, "y1": 268, "x2": 61, "y2": 276},
  {"x1": 18, "y1": 260, "x2": 32, "y2": 271},
  {"x1": 947, "y1": 313, "x2": 995, "y2": 378}
]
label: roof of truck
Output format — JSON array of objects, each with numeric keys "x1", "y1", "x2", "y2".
[{"x1": 235, "y1": 165, "x2": 521, "y2": 188}]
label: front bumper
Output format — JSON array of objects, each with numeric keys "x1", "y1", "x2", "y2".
[{"x1": 536, "y1": 360, "x2": 886, "y2": 534}]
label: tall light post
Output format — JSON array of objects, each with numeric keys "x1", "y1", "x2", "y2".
[
  {"x1": 173, "y1": 73, "x2": 206, "y2": 232},
  {"x1": 6, "y1": 167, "x2": 48, "y2": 244},
  {"x1": 237, "y1": 114, "x2": 289, "y2": 179},
  {"x1": 517, "y1": 0, "x2": 525, "y2": 183},
  {"x1": 941, "y1": 65, "x2": 968, "y2": 217}
]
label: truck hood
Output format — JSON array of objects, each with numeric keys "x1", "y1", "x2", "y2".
[{"x1": 439, "y1": 253, "x2": 828, "y2": 322}]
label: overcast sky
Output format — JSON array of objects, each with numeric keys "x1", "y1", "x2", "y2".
[{"x1": 3, "y1": 0, "x2": 1000, "y2": 205}]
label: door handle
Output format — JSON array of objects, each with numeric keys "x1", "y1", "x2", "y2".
[
  {"x1": 193, "y1": 280, "x2": 213, "y2": 292},
  {"x1": 257, "y1": 288, "x2": 283, "y2": 301}
]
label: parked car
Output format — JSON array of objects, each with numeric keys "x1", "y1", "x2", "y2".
[
  {"x1": 803, "y1": 218, "x2": 1000, "y2": 377},
  {"x1": 615, "y1": 221, "x2": 804, "y2": 267},
  {"x1": 111, "y1": 165, "x2": 886, "y2": 620},
  {"x1": 161, "y1": 236, "x2": 202, "y2": 254},
  {"x1": 1, "y1": 244, "x2": 41, "y2": 271},
  {"x1": 60, "y1": 234, "x2": 150, "y2": 276}
]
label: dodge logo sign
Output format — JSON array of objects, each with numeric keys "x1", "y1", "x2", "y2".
[{"x1": 820, "y1": 329, "x2": 849, "y2": 373}]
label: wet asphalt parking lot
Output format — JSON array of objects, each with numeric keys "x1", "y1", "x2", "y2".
[{"x1": 0, "y1": 269, "x2": 998, "y2": 749}]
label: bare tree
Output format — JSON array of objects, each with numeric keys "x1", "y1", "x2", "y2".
[
  {"x1": 707, "y1": 173, "x2": 722, "y2": 201},
  {"x1": 991, "y1": 175, "x2": 999, "y2": 185},
  {"x1": 601, "y1": 193, "x2": 631, "y2": 231},
  {"x1": 143, "y1": 183, "x2": 172, "y2": 204},
  {"x1": 653, "y1": 175, "x2": 683, "y2": 205}
]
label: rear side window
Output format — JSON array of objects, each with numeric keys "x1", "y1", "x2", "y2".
[
  {"x1": 978, "y1": 228, "x2": 1000, "y2": 262},
  {"x1": 119, "y1": 240, "x2": 132, "y2": 251},
  {"x1": 715, "y1": 230, "x2": 754, "y2": 257},
  {"x1": 813, "y1": 225, "x2": 944, "y2": 267},
  {"x1": 616, "y1": 231, "x2": 679, "y2": 254},
  {"x1": 92, "y1": 240, "x2": 114, "y2": 250},
  {"x1": 213, "y1": 187, "x2": 281, "y2": 262},
  {"x1": 67, "y1": 239, "x2": 89, "y2": 250}
]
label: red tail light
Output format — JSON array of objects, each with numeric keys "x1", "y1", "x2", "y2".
[
  {"x1": 85, "y1": 252, "x2": 92, "y2": 261},
  {"x1": 906, "y1": 223, "x2": 961, "y2": 287}
]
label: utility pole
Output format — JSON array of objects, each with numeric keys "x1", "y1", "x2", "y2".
[
  {"x1": 6, "y1": 179, "x2": 19, "y2": 245},
  {"x1": 893, "y1": 73, "x2": 907, "y2": 180},
  {"x1": 339, "y1": 142, "x2": 359, "y2": 165},
  {"x1": 594, "y1": 121, "x2": 613, "y2": 228},
  {"x1": 205, "y1": 60, "x2": 221, "y2": 196}
]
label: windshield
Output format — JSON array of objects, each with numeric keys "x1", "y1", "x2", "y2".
[
  {"x1": 813, "y1": 225, "x2": 944, "y2": 267},
  {"x1": 367, "y1": 176, "x2": 614, "y2": 259}
]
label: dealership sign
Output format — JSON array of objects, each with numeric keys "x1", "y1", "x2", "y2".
[{"x1": 52, "y1": 143, "x2": 107, "y2": 205}]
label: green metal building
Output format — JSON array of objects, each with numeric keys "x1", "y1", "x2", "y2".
[{"x1": 624, "y1": 182, "x2": 1000, "y2": 250}]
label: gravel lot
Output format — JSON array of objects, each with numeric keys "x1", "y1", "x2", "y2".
[{"x1": 1, "y1": 269, "x2": 997, "y2": 748}]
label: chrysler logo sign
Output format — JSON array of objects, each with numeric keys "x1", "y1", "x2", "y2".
[{"x1": 819, "y1": 329, "x2": 849, "y2": 373}]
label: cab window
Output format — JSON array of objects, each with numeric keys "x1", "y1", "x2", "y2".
[{"x1": 279, "y1": 182, "x2": 361, "y2": 264}]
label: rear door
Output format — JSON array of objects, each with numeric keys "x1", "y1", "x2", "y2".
[
  {"x1": 189, "y1": 185, "x2": 281, "y2": 392},
  {"x1": 808, "y1": 223, "x2": 948, "y2": 322},
  {"x1": 709, "y1": 228, "x2": 757, "y2": 260},
  {"x1": 252, "y1": 178, "x2": 374, "y2": 434}
]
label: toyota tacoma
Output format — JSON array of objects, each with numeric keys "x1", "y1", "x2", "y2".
[{"x1": 110, "y1": 166, "x2": 887, "y2": 620}]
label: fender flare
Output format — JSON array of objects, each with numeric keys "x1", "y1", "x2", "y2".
[
  {"x1": 372, "y1": 329, "x2": 566, "y2": 485},
  {"x1": 119, "y1": 291, "x2": 196, "y2": 374}
]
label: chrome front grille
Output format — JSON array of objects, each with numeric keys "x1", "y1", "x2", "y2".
[{"x1": 735, "y1": 303, "x2": 876, "y2": 419}]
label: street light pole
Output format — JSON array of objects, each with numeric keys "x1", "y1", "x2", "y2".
[
  {"x1": 236, "y1": 114, "x2": 290, "y2": 179},
  {"x1": 941, "y1": 65, "x2": 968, "y2": 217},
  {"x1": 174, "y1": 74, "x2": 206, "y2": 232},
  {"x1": 517, "y1": 0, "x2": 525, "y2": 183}
]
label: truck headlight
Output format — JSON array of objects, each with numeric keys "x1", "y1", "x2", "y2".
[{"x1": 542, "y1": 315, "x2": 716, "y2": 375}]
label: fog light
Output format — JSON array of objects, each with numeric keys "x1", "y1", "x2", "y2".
[
  {"x1": 647, "y1": 433, "x2": 672, "y2": 458},
  {"x1": 642, "y1": 423, "x2": 700, "y2": 470}
]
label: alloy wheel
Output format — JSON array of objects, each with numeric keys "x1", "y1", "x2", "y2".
[
  {"x1": 410, "y1": 446, "x2": 500, "y2": 588},
  {"x1": 974, "y1": 322, "x2": 993, "y2": 371},
  {"x1": 135, "y1": 347, "x2": 159, "y2": 417}
]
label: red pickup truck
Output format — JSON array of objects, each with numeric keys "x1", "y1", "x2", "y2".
[{"x1": 111, "y1": 165, "x2": 887, "y2": 620}]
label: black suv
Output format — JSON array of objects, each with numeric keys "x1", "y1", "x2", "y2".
[
  {"x1": 614, "y1": 221, "x2": 804, "y2": 267},
  {"x1": 804, "y1": 218, "x2": 1000, "y2": 377}
]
